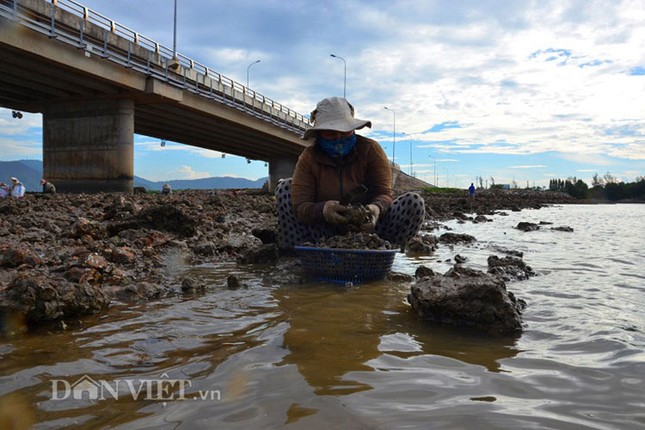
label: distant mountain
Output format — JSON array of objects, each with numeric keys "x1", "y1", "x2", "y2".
[
  {"x1": 0, "y1": 160, "x2": 42, "y2": 191},
  {"x1": 0, "y1": 160, "x2": 266, "y2": 191},
  {"x1": 134, "y1": 176, "x2": 267, "y2": 191}
]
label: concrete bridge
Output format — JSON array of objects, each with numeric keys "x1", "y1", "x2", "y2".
[{"x1": 0, "y1": 0, "x2": 312, "y2": 192}]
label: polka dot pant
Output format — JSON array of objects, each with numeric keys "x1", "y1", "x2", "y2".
[
  {"x1": 275, "y1": 178, "x2": 425, "y2": 250},
  {"x1": 375, "y1": 192, "x2": 426, "y2": 248}
]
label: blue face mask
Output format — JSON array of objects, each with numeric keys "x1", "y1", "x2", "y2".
[{"x1": 317, "y1": 133, "x2": 357, "y2": 158}]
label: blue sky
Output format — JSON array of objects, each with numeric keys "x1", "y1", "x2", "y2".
[{"x1": 1, "y1": 0, "x2": 643, "y2": 188}]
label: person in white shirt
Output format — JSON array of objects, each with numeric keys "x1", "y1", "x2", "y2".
[
  {"x1": 0, "y1": 182, "x2": 9, "y2": 199},
  {"x1": 9, "y1": 177, "x2": 26, "y2": 198}
]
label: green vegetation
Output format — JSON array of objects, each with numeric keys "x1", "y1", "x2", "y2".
[
  {"x1": 419, "y1": 173, "x2": 644, "y2": 202},
  {"x1": 549, "y1": 174, "x2": 645, "y2": 201}
]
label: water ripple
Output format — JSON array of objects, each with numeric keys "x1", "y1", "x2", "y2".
[{"x1": 1, "y1": 204, "x2": 644, "y2": 429}]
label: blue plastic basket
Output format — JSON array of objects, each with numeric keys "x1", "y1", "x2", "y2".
[{"x1": 294, "y1": 246, "x2": 397, "y2": 284}]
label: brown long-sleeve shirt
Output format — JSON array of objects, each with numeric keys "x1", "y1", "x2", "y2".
[{"x1": 291, "y1": 135, "x2": 393, "y2": 224}]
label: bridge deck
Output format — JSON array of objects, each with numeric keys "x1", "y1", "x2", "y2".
[{"x1": 0, "y1": 0, "x2": 312, "y2": 161}]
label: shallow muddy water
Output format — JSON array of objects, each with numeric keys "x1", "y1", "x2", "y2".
[{"x1": 1, "y1": 204, "x2": 643, "y2": 429}]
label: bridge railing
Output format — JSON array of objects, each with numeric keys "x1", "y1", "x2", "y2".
[{"x1": 0, "y1": 0, "x2": 312, "y2": 133}]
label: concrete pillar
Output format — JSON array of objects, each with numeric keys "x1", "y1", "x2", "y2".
[
  {"x1": 268, "y1": 156, "x2": 298, "y2": 191},
  {"x1": 43, "y1": 99, "x2": 134, "y2": 193}
]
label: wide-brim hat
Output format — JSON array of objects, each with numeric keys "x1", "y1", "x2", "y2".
[
  {"x1": 10, "y1": 177, "x2": 18, "y2": 182},
  {"x1": 302, "y1": 97, "x2": 371, "y2": 140}
]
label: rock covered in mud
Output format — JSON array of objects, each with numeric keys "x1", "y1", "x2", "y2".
[
  {"x1": 251, "y1": 227, "x2": 277, "y2": 244},
  {"x1": 181, "y1": 277, "x2": 206, "y2": 294},
  {"x1": 0, "y1": 190, "x2": 278, "y2": 326},
  {"x1": 0, "y1": 272, "x2": 109, "y2": 322},
  {"x1": 438, "y1": 232, "x2": 477, "y2": 244},
  {"x1": 516, "y1": 222, "x2": 540, "y2": 232},
  {"x1": 551, "y1": 226, "x2": 574, "y2": 232},
  {"x1": 405, "y1": 234, "x2": 438, "y2": 253},
  {"x1": 414, "y1": 266, "x2": 436, "y2": 278},
  {"x1": 487, "y1": 255, "x2": 536, "y2": 282},
  {"x1": 304, "y1": 232, "x2": 393, "y2": 250},
  {"x1": 473, "y1": 214, "x2": 490, "y2": 223},
  {"x1": 408, "y1": 265, "x2": 526, "y2": 335},
  {"x1": 1, "y1": 245, "x2": 44, "y2": 268},
  {"x1": 238, "y1": 244, "x2": 280, "y2": 264},
  {"x1": 531, "y1": 222, "x2": 573, "y2": 233},
  {"x1": 226, "y1": 274, "x2": 244, "y2": 290},
  {"x1": 489, "y1": 246, "x2": 524, "y2": 258},
  {"x1": 454, "y1": 254, "x2": 468, "y2": 263}
]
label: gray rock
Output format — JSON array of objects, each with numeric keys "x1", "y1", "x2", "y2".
[
  {"x1": 0, "y1": 272, "x2": 109, "y2": 323},
  {"x1": 0, "y1": 246, "x2": 44, "y2": 268},
  {"x1": 414, "y1": 265, "x2": 435, "y2": 279},
  {"x1": 473, "y1": 215, "x2": 490, "y2": 223},
  {"x1": 489, "y1": 245, "x2": 524, "y2": 258},
  {"x1": 438, "y1": 232, "x2": 477, "y2": 244},
  {"x1": 406, "y1": 235, "x2": 438, "y2": 253},
  {"x1": 516, "y1": 222, "x2": 540, "y2": 232},
  {"x1": 408, "y1": 265, "x2": 526, "y2": 335},
  {"x1": 238, "y1": 244, "x2": 280, "y2": 264},
  {"x1": 251, "y1": 227, "x2": 277, "y2": 244},
  {"x1": 226, "y1": 275, "x2": 244, "y2": 290},
  {"x1": 454, "y1": 254, "x2": 468, "y2": 263},
  {"x1": 487, "y1": 255, "x2": 536, "y2": 282},
  {"x1": 181, "y1": 277, "x2": 206, "y2": 294},
  {"x1": 551, "y1": 226, "x2": 574, "y2": 232}
]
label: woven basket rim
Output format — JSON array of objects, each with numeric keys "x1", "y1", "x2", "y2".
[{"x1": 294, "y1": 246, "x2": 397, "y2": 255}]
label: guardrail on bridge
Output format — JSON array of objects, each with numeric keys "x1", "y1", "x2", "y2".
[{"x1": 0, "y1": 0, "x2": 312, "y2": 134}]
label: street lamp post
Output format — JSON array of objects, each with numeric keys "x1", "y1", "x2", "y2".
[
  {"x1": 384, "y1": 107, "x2": 395, "y2": 166},
  {"x1": 172, "y1": 0, "x2": 177, "y2": 59},
  {"x1": 409, "y1": 138, "x2": 413, "y2": 176},
  {"x1": 166, "y1": 0, "x2": 181, "y2": 69},
  {"x1": 330, "y1": 54, "x2": 346, "y2": 98},
  {"x1": 402, "y1": 132, "x2": 413, "y2": 176},
  {"x1": 428, "y1": 155, "x2": 437, "y2": 186},
  {"x1": 246, "y1": 59, "x2": 261, "y2": 88}
]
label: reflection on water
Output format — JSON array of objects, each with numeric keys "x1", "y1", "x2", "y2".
[
  {"x1": 276, "y1": 283, "x2": 386, "y2": 396},
  {"x1": 0, "y1": 204, "x2": 643, "y2": 429},
  {"x1": 276, "y1": 276, "x2": 521, "y2": 397}
]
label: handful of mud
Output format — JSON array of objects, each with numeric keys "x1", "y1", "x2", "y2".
[
  {"x1": 304, "y1": 232, "x2": 393, "y2": 250},
  {"x1": 342, "y1": 204, "x2": 373, "y2": 232}
]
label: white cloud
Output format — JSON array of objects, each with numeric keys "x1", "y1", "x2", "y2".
[
  {"x1": 558, "y1": 152, "x2": 617, "y2": 166},
  {"x1": 0, "y1": 112, "x2": 41, "y2": 135},
  {"x1": 0, "y1": 138, "x2": 42, "y2": 159},
  {"x1": 168, "y1": 165, "x2": 211, "y2": 180}
]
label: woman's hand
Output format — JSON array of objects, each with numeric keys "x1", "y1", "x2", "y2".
[
  {"x1": 322, "y1": 200, "x2": 349, "y2": 225},
  {"x1": 358, "y1": 204, "x2": 380, "y2": 232}
]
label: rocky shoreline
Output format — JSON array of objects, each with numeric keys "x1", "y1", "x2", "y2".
[{"x1": 0, "y1": 187, "x2": 576, "y2": 335}]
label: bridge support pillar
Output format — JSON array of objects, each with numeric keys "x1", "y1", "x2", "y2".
[
  {"x1": 43, "y1": 99, "x2": 134, "y2": 193},
  {"x1": 268, "y1": 157, "x2": 298, "y2": 192}
]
